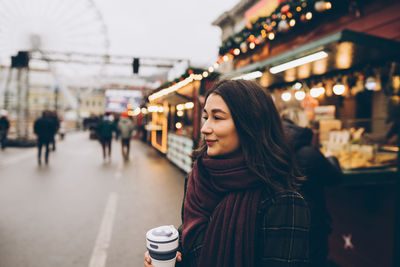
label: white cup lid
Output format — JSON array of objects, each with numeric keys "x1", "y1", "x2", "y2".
[{"x1": 146, "y1": 225, "x2": 178, "y2": 243}]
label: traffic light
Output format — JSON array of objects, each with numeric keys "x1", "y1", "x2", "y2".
[
  {"x1": 11, "y1": 51, "x2": 29, "y2": 68},
  {"x1": 133, "y1": 57, "x2": 139, "y2": 74}
]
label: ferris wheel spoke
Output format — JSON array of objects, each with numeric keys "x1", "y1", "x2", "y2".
[
  {"x1": 9, "y1": 0, "x2": 28, "y2": 20},
  {"x1": 0, "y1": 0, "x2": 110, "y2": 77},
  {"x1": 0, "y1": 0, "x2": 21, "y2": 21},
  {"x1": 48, "y1": 0, "x2": 74, "y2": 23}
]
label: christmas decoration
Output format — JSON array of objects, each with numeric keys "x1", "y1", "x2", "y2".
[
  {"x1": 278, "y1": 20, "x2": 290, "y2": 32},
  {"x1": 218, "y1": 0, "x2": 352, "y2": 60}
]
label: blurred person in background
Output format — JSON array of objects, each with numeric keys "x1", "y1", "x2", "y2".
[
  {"x1": 0, "y1": 109, "x2": 10, "y2": 150},
  {"x1": 113, "y1": 114, "x2": 120, "y2": 141},
  {"x1": 117, "y1": 111, "x2": 134, "y2": 161},
  {"x1": 281, "y1": 108, "x2": 342, "y2": 267},
  {"x1": 34, "y1": 110, "x2": 57, "y2": 165},
  {"x1": 96, "y1": 112, "x2": 116, "y2": 162},
  {"x1": 58, "y1": 117, "x2": 66, "y2": 140},
  {"x1": 49, "y1": 111, "x2": 60, "y2": 151}
]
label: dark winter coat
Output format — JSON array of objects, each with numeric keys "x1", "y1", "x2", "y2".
[
  {"x1": 283, "y1": 121, "x2": 342, "y2": 266},
  {"x1": 34, "y1": 116, "x2": 57, "y2": 142},
  {"x1": 96, "y1": 119, "x2": 116, "y2": 140},
  {"x1": 0, "y1": 117, "x2": 10, "y2": 132}
]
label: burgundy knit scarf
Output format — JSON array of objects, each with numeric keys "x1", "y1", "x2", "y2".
[{"x1": 182, "y1": 155, "x2": 264, "y2": 267}]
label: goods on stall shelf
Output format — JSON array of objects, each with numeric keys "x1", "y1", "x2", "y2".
[
  {"x1": 166, "y1": 133, "x2": 193, "y2": 173},
  {"x1": 321, "y1": 125, "x2": 398, "y2": 170}
]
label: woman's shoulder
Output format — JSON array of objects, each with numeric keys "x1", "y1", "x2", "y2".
[{"x1": 257, "y1": 187, "x2": 308, "y2": 214}]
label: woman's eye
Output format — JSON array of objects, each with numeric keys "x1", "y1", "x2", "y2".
[{"x1": 202, "y1": 116, "x2": 208, "y2": 120}]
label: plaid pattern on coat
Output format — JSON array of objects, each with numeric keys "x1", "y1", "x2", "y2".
[{"x1": 178, "y1": 187, "x2": 310, "y2": 267}]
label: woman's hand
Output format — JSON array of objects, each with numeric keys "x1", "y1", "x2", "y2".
[{"x1": 144, "y1": 251, "x2": 182, "y2": 266}]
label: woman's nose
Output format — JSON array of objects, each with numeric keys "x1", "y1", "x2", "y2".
[{"x1": 201, "y1": 120, "x2": 212, "y2": 134}]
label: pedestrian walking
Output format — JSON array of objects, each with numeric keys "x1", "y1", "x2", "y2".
[
  {"x1": 113, "y1": 114, "x2": 120, "y2": 140},
  {"x1": 49, "y1": 111, "x2": 60, "y2": 151},
  {"x1": 34, "y1": 110, "x2": 57, "y2": 165},
  {"x1": 282, "y1": 113, "x2": 342, "y2": 267},
  {"x1": 96, "y1": 112, "x2": 116, "y2": 162},
  {"x1": 0, "y1": 109, "x2": 10, "y2": 150},
  {"x1": 117, "y1": 111, "x2": 134, "y2": 161},
  {"x1": 145, "y1": 79, "x2": 310, "y2": 267}
]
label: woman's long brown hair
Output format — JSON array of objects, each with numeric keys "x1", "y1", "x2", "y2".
[{"x1": 194, "y1": 79, "x2": 302, "y2": 191}]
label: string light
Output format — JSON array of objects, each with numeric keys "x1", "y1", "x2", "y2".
[
  {"x1": 293, "y1": 82, "x2": 303, "y2": 90},
  {"x1": 333, "y1": 84, "x2": 345, "y2": 95},
  {"x1": 175, "y1": 122, "x2": 182, "y2": 129},
  {"x1": 310, "y1": 87, "x2": 325, "y2": 97},
  {"x1": 268, "y1": 32, "x2": 275, "y2": 40},
  {"x1": 184, "y1": 102, "x2": 194, "y2": 109},
  {"x1": 281, "y1": 92, "x2": 292, "y2": 101},
  {"x1": 148, "y1": 106, "x2": 158, "y2": 112},
  {"x1": 295, "y1": 91, "x2": 306, "y2": 100}
]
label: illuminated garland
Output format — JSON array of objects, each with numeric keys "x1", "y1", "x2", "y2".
[
  {"x1": 218, "y1": 0, "x2": 349, "y2": 59},
  {"x1": 148, "y1": 68, "x2": 220, "y2": 102}
]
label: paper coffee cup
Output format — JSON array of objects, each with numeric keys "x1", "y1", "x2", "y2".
[{"x1": 146, "y1": 225, "x2": 179, "y2": 267}]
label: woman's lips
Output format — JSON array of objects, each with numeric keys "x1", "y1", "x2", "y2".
[{"x1": 205, "y1": 140, "x2": 217, "y2": 146}]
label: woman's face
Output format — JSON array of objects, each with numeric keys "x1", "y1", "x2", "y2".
[{"x1": 201, "y1": 93, "x2": 240, "y2": 157}]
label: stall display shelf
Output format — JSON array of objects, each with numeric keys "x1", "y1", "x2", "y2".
[{"x1": 167, "y1": 133, "x2": 193, "y2": 173}]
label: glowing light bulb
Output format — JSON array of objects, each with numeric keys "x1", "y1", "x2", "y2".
[
  {"x1": 310, "y1": 87, "x2": 325, "y2": 97},
  {"x1": 295, "y1": 91, "x2": 306, "y2": 100},
  {"x1": 281, "y1": 92, "x2": 292, "y2": 101},
  {"x1": 175, "y1": 122, "x2": 182, "y2": 129},
  {"x1": 268, "y1": 32, "x2": 275, "y2": 40},
  {"x1": 184, "y1": 102, "x2": 194, "y2": 109},
  {"x1": 333, "y1": 84, "x2": 345, "y2": 95}
]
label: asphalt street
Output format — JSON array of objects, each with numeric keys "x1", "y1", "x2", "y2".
[{"x1": 0, "y1": 132, "x2": 185, "y2": 267}]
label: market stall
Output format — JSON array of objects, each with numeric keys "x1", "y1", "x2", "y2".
[
  {"x1": 146, "y1": 69, "x2": 219, "y2": 173},
  {"x1": 224, "y1": 30, "x2": 400, "y2": 267},
  {"x1": 215, "y1": 2, "x2": 400, "y2": 264}
]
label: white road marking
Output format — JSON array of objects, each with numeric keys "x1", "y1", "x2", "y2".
[
  {"x1": 0, "y1": 149, "x2": 36, "y2": 167},
  {"x1": 88, "y1": 192, "x2": 119, "y2": 267}
]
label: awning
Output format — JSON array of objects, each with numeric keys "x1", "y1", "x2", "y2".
[
  {"x1": 160, "y1": 92, "x2": 192, "y2": 105},
  {"x1": 222, "y1": 29, "x2": 400, "y2": 86}
]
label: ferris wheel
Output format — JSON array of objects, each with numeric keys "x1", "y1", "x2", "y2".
[
  {"x1": 0, "y1": 0, "x2": 110, "y2": 76},
  {"x1": 0, "y1": 0, "x2": 111, "y2": 143}
]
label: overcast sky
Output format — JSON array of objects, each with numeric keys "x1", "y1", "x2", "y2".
[{"x1": 94, "y1": 0, "x2": 240, "y2": 68}]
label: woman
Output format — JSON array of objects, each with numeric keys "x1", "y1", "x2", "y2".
[{"x1": 145, "y1": 79, "x2": 310, "y2": 267}]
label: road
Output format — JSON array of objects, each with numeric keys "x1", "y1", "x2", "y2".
[{"x1": 0, "y1": 132, "x2": 185, "y2": 267}]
